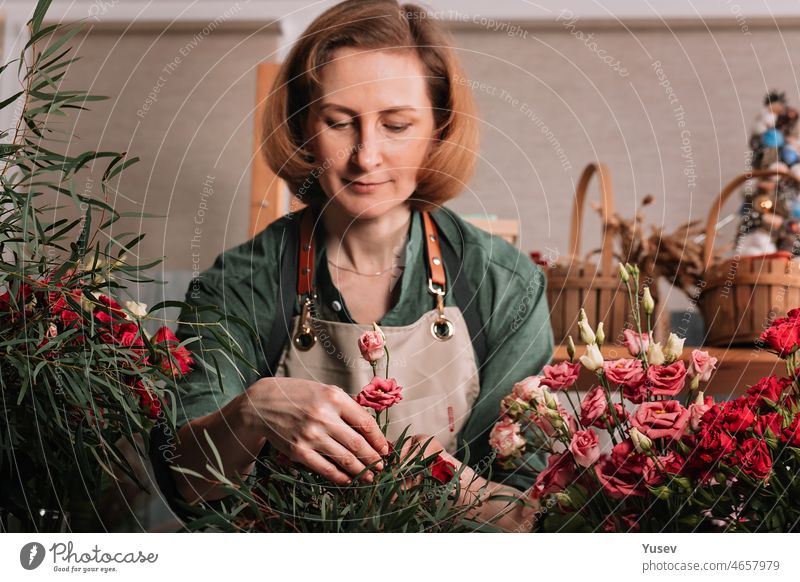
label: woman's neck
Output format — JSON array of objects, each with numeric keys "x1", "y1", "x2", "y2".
[{"x1": 321, "y1": 204, "x2": 412, "y2": 271}]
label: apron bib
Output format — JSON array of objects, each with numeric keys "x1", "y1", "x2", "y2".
[{"x1": 273, "y1": 210, "x2": 481, "y2": 453}]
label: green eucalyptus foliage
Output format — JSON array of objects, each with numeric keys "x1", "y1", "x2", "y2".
[{"x1": 0, "y1": 0, "x2": 238, "y2": 532}]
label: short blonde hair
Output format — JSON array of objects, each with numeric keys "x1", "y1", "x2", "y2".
[{"x1": 261, "y1": 0, "x2": 479, "y2": 211}]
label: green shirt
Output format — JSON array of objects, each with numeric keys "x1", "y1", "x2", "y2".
[{"x1": 173, "y1": 207, "x2": 554, "y2": 490}]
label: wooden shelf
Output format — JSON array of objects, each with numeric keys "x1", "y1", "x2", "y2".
[{"x1": 552, "y1": 345, "x2": 785, "y2": 397}]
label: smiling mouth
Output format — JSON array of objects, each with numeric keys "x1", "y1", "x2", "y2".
[{"x1": 347, "y1": 179, "x2": 390, "y2": 186}]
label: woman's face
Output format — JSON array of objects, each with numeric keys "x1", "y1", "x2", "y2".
[{"x1": 305, "y1": 47, "x2": 437, "y2": 220}]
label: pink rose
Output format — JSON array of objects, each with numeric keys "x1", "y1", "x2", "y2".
[
  {"x1": 687, "y1": 349, "x2": 718, "y2": 382},
  {"x1": 540, "y1": 361, "x2": 581, "y2": 391},
  {"x1": 622, "y1": 329, "x2": 653, "y2": 356},
  {"x1": 688, "y1": 394, "x2": 713, "y2": 432},
  {"x1": 355, "y1": 377, "x2": 403, "y2": 411},
  {"x1": 569, "y1": 429, "x2": 600, "y2": 467},
  {"x1": 631, "y1": 400, "x2": 690, "y2": 440},
  {"x1": 357, "y1": 331, "x2": 385, "y2": 363},
  {"x1": 511, "y1": 375, "x2": 545, "y2": 403},
  {"x1": 579, "y1": 386, "x2": 608, "y2": 427},
  {"x1": 532, "y1": 452, "x2": 576, "y2": 498},
  {"x1": 645, "y1": 360, "x2": 687, "y2": 397},
  {"x1": 489, "y1": 417, "x2": 526, "y2": 460},
  {"x1": 603, "y1": 358, "x2": 645, "y2": 387}
]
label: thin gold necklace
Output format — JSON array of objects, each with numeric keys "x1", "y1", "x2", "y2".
[{"x1": 327, "y1": 258, "x2": 402, "y2": 277}]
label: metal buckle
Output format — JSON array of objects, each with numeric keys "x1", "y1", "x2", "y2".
[
  {"x1": 292, "y1": 294, "x2": 317, "y2": 351},
  {"x1": 428, "y1": 279, "x2": 454, "y2": 341}
]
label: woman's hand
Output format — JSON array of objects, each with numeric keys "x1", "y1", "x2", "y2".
[
  {"x1": 393, "y1": 433, "x2": 458, "y2": 493},
  {"x1": 237, "y1": 376, "x2": 389, "y2": 486}
]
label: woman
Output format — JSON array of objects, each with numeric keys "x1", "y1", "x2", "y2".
[{"x1": 158, "y1": 0, "x2": 554, "y2": 531}]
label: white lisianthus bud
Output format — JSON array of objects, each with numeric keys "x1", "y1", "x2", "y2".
[
  {"x1": 566, "y1": 335, "x2": 576, "y2": 361},
  {"x1": 646, "y1": 341, "x2": 666, "y2": 366},
  {"x1": 689, "y1": 374, "x2": 701, "y2": 391},
  {"x1": 579, "y1": 343, "x2": 604, "y2": 372},
  {"x1": 372, "y1": 321, "x2": 386, "y2": 340},
  {"x1": 124, "y1": 300, "x2": 148, "y2": 319},
  {"x1": 663, "y1": 333, "x2": 685, "y2": 363},
  {"x1": 693, "y1": 390, "x2": 706, "y2": 406},
  {"x1": 619, "y1": 263, "x2": 630, "y2": 282},
  {"x1": 577, "y1": 317, "x2": 596, "y2": 345},
  {"x1": 642, "y1": 286, "x2": 655, "y2": 315},
  {"x1": 630, "y1": 427, "x2": 653, "y2": 454},
  {"x1": 595, "y1": 322, "x2": 605, "y2": 346}
]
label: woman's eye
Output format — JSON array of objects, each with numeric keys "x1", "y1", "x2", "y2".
[
  {"x1": 327, "y1": 120, "x2": 351, "y2": 130},
  {"x1": 385, "y1": 124, "x2": 411, "y2": 133}
]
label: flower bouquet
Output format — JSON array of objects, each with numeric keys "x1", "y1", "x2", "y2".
[
  {"x1": 491, "y1": 264, "x2": 800, "y2": 532},
  {"x1": 175, "y1": 325, "x2": 507, "y2": 533},
  {"x1": 0, "y1": 0, "x2": 237, "y2": 531}
]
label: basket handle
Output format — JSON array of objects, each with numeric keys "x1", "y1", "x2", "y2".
[
  {"x1": 569, "y1": 163, "x2": 616, "y2": 277},
  {"x1": 702, "y1": 169, "x2": 800, "y2": 271}
]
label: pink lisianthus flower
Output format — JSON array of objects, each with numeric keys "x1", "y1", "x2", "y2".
[
  {"x1": 355, "y1": 377, "x2": 403, "y2": 412},
  {"x1": 357, "y1": 330, "x2": 385, "y2": 363}
]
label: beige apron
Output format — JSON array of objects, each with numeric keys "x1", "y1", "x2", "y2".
[{"x1": 274, "y1": 210, "x2": 481, "y2": 453}]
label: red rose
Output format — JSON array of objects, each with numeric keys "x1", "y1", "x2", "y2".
[
  {"x1": 594, "y1": 440, "x2": 646, "y2": 499},
  {"x1": 153, "y1": 326, "x2": 193, "y2": 376},
  {"x1": 715, "y1": 399, "x2": 756, "y2": 433},
  {"x1": 569, "y1": 429, "x2": 601, "y2": 468},
  {"x1": 645, "y1": 361, "x2": 687, "y2": 397},
  {"x1": 642, "y1": 451, "x2": 685, "y2": 486},
  {"x1": 431, "y1": 455, "x2": 456, "y2": 483},
  {"x1": 355, "y1": 376, "x2": 403, "y2": 412},
  {"x1": 683, "y1": 425, "x2": 737, "y2": 479},
  {"x1": 746, "y1": 376, "x2": 792, "y2": 408},
  {"x1": 532, "y1": 452, "x2": 576, "y2": 499},
  {"x1": 755, "y1": 412, "x2": 783, "y2": 437},
  {"x1": 758, "y1": 312, "x2": 800, "y2": 357},
  {"x1": 540, "y1": 361, "x2": 581, "y2": 391},
  {"x1": 781, "y1": 417, "x2": 800, "y2": 447},
  {"x1": 132, "y1": 381, "x2": 162, "y2": 419},
  {"x1": 736, "y1": 438, "x2": 772, "y2": 481},
  {"x1": 631, "y1": 400, "x2": 690, "y2": 440},
  {"x1": 93, "y1": 294, "x2": 127, "y2": 324}
]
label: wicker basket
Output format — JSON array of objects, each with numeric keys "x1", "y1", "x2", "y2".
[
  {"x1": 698, "y1": 169, "x2": 800, "y2": 346},
  {"x1": 546, "y1": 163, "x2": 668, "y2": 346}
]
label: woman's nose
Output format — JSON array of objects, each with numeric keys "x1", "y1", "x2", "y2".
[{"x1": 352, "y1": 124, "x2": 383, "y2": 170}]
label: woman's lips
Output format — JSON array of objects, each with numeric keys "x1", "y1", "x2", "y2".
[{"x1": 346, "y1": 180, "x2": 390, "y2": 194}]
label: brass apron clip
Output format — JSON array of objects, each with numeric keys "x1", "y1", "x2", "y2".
[
  {"x1": 428, "y1": 279, "x2": 454, "y2": 341},
  {"x1": 293, "y1": 292, "x2": 317, "y2": 351}
]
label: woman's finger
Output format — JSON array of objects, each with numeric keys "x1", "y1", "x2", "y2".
[
  {"x1": 337, "y1": 393, "x2": 389, "y2": 456},
  {"x1": 317, "y1": 435, "x2": 374, "y2": 482},
  {"x1": 328, "y1": 420, "x2": 386, "y2": 472},
  {"x1": 291, "y1": 446, "x2": 353, "y2": 486}
]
